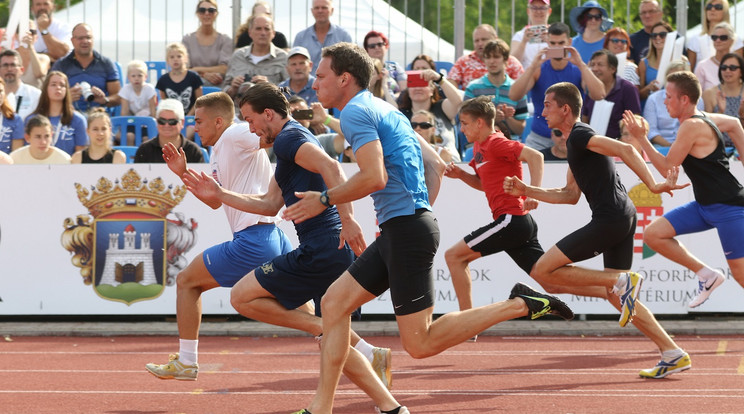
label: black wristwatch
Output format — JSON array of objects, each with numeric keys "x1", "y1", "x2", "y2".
[
  {"x1": 435, "y1": 73, "x2": 444, "y2": 84},
  {"x1": 319, "y1": 190, "x2": 331, "y2": 207}
]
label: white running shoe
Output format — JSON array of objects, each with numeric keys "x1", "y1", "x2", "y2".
[{"x1": 689, "y1": 273, "x2": 725, "y2": 308}]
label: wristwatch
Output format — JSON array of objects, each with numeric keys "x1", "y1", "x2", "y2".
[
  {"x1": 319, "y1": 190, "x2": 331, "y2": 207},
  {"x1": 40, "y1": 29, "x2": 49, "y2": 36}
]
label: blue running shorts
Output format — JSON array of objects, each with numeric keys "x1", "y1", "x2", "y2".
[{"x1": 665, "y1": 201, "x2": 744, "y2": 260}]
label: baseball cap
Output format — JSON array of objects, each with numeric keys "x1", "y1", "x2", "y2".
[
  {"x1": 288, "y1": 46, "x2": 311, "y2": 60},
  {"x1": 529, "y1": 0, "x2": 550, "y2": 5}
]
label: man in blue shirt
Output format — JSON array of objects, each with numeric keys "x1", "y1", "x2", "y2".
[
  {"x1": 278, "y1": 46, "x2": 318, "y2": 104},
  {"x1": 293, "y1": 0, "x2": 351, "y2": 76}
]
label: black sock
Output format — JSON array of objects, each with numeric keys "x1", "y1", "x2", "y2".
[{"x1": 379, "y1": 407, "x2": 401, "y2": 414}]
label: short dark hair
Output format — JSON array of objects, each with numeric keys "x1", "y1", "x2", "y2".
[
  {"x1": 321, "y1": 42, "x2": 373, "y2": 90},
  {"x1": 25, "y1": 114, "x2": 52, "y2": 135},
  {"x1": 195, "y1": 91, "x2": 235, "y2": 121},
  {"x1": 459, "y1": 96, "x2": 496, "y2": 126},
  {"x1": 288, "y1": 95, "x2": 308, "y2": 107},
  {"x1": 718, "y1": 53, "x2": 744, "y2": 84},
  {"x1": 545, "y1": 82, "x2": 583, "y2": 118},
  {"x1": 548, "y1": 22, "x2": 571, "y2": 37},
  {"x1": 666, "y1": 71, "x2": 702, "y2": 103},
  {"x1": 483, "y1": 39, "x2": 510, "y2": 60},
  {"x1": 0, "y1": 49, "x2": 22, "y2": 62},
  {"x1": 237, "y1": 82, "x2": 289, "y2": 119},
  {"x1": 590, "y1": 49, "x2": 618, "y2": 76}
]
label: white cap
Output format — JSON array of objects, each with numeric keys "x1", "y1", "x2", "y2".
[{"x1": 288, "y1": 46, "x2": 311, "y2": 60}]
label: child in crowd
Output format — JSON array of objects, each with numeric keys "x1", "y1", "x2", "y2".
[
  {"x1": 71, "y1": 108, "x2": 126, "y2": 164},
  {"x1": 119, "y1": 60, "x2": 158, "y2": 117},
  {"x1": 10, "y1": 115, "x2": 70, "y2": 164},
  {"x1": 156, "y1": 43, "x2": 202, "y2": 140}
]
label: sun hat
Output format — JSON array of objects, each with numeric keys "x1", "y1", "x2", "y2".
[{"x1": 569, "y1": 1, "x2": 614, "y2": 34}]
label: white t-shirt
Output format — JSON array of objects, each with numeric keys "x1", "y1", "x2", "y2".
[
  {"x1": 687, "y1": 34, "x2": 744, "y2": 62},
  {"x1": 10, "y1": 145, "x2": 70, "y2": 164},
  {"x1": 118, "y1": 83, "x2": 157, "y2": 116},
  {"x1": 33, "y1": 19, "x2": 72, "y2": 55},
  {"x1": 6, "y1": 83, "x2": 41, "y2": 121},
  {"x1": 210, "y1": 122, "x2": 279, "y2": 233},
  {"x1": 512, "y1": 27, "x2": 548, "y2": 69}
]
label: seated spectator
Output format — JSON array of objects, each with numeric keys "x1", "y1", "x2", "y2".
[
  {"x1": 363, "y1": 30, "x2": 406, "y2": 94},
  {"x1": 119, "y1": 60, "x2": 157, "y2": 117},
  {"x1": 638, "y1": 22, "x2": 680, "y2": 102},
  {"x1": 581, "y1": 49, "x2": 641, "y2": 139},
  {"x1": 135, "y1": 99, "x2": 204, "y2": 163},
  {"x1": 618, "y1": 114, "x2": 650, "y2": 161},
  {"x1": 399, "y1": 68, "x2": 463, "y2": 161},
  {"x1": 409, "y1": 54, "x2": 446, "y2": 97},
  {"x1": 411, "y1": 109, "x2": 454, "y2": 163},
  {"x1": 464, "y1": 39, "x2": 528, "y2": 138},
  {"x1": 293, "y1": 0, "x2": 352, "y2": 76},
  {"x1": 643, "y1": 60, "x2": 690, "y2": 147},
  {"x1": 449, "y1": 24, "x2": 524, "y2": 89},
  {"x1": 686, "y1": 0, "x2": 743, "y2": 70},
  {"x1": 603, "y1": 27, "x2": 639, "y2": 86},
  {"x1": 17, "y1": 21, "x2": 50, "y2": 89},
  {"x1": 224, "y1": 14, "x2": 288, "y2": 98},
  {"x1": 71, "y1": 108, "x2": 126, "y2": 164},
  {"x1": 0, "y1": 49, "x2": 41, "y2": 121},
  {"x1": 569, "y1": 1, "x2": 614, "y2": 63},
  {"x1": 182, "y1": 0, "x2": 233, "y2": 87},
  {"x1": 235, "y1": 1, "x2": 289, "y2": 49},
  {"x1": 540, "y1": 128, "x2": 567, "y2": 161},
  {"x1": 511, "y1": 0, "x2": 551, "y2": 69},
  {"x1": 277, "y1": 46, "x2": 318, "y2": 104},
  {"x1": 29, "y1": 71, "x2": 87, "y2": 156},
  {"x1": 694, "y1": 22, "x2": 737, "y2": 91},
  {"x1": 11, "y1": 115, "x2": 70, "y2": 164},
  {"x1": 156, "y1": 42, "x2": 203, "y2": 117},
  {"x1": 702, "y1": 53, "x2": 744, "y2": 146},
  {"x1": 369, "y1": 58, "x2": 398, "y2": 107},
  {"x1": 629, "y1": 0, "x2": 663, "y2": 64},
  {"x1": 29, "y1": 0, "x2": 72, "y2": 61},
  {"x1": 51, "y1": 23, "x2": 121, "y2": 112},
  {"x1": 0, "y1": 78, "x2": 24, "y2": 154}
]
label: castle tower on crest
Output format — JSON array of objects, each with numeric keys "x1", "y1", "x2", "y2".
[{"x1": 99, "y1": 223, "x2": 157, "y2": 286}]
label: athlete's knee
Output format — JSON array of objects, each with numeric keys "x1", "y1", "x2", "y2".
[
  {"x1": 319, "y1": 290, "x2": 353, "y2": 323},
  {"x1": 401, "y1": 338, "x2": 435, "y2": 359}
]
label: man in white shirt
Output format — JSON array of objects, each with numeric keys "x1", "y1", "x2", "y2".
[
  {"x1": 0, "y1": 49, "x2": 41, "y2": 122},
  {"x1": 30, "y1": 0, "x2": 72, "y2": 61}
]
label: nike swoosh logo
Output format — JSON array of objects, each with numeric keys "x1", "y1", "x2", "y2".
[
  {"x1": 475, "y1": 160, "x2": 489, "y2": 169},
  {"x1": 704, "y1": 278, "x2": 719, "y2": 291}
]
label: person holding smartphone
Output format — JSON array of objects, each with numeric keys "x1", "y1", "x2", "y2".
[{"x1": 511, "y1": 0, "x2": 552, "y2": 69}]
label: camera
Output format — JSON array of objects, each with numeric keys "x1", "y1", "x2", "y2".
[{"x1": 79, "y1": 81, "x2": 94, "y2": 102}]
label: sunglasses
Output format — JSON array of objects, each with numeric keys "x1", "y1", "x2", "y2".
[
  {"x1": 711, "y1": 34, "x2": 730, "y2": 42},
  {"x1": 706, "y1": 3, "x2": 724, "y2": 11},
  {"x1": 157, "y1": 117, "x2": 180, "y2": 126},
  {"x1": 197, "y1": 7, "x2": 217, "y2": 14},
  {"x1": 650, "y1": 32, "x2": 668, "y2": 39},
  {"x1": 720, "y1": 64, "x2": 741, "y2": 72},
  {"x1": 411, "y1": 122, "x2": 434, "y2": 130},
  {"x1": 585, "y1": 13, "x2": 603, "y2": 21},
  {"x1": 609, "y1": 38, "x2": 628, "y2": 44},
  {"x1": 366, "y1": 42, "x2": 385, "y2": 49}
]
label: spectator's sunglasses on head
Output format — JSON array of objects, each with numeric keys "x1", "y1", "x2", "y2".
[
  {"x1": 197, "y1": 7, "x2": 217, "y2": 14},
  {"x1": 720, "y1": 64, "x2": 741, "y2": 72},
  {"x1": 650, "y1": 32, "x2": 668, "y2": 39},
  {"x1": 411, "y1": 122, "x2": 434, "y2": 130},
  {"x1": 157, "y1": 117, "x2": 180, "y2": 126},
  {"x1": 609, "y1": 38, "x2": 628, "y2": 44},
  {"x1": 366, "y1": 42, "x2": 386, "y2": 49},
  {"x1": 711, "y1": 34, "x2": 730, "y2": 42},
  {"x1": 706, "y1": 3, "x2": 724, "y2": 11}
]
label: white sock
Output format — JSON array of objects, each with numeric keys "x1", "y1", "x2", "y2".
[
  {"x1": 661, "y1": 348, "x2": 685, "y2": 360},
  {"x1": 354, "y1": 338, "x2": 375, "y2": 362},
  {"x1": 613, "y1": 272, "x2": 628, "y2": 293},
  {"x1": 179, "y1": 339, "x2": 199, "y2": 365},
  {"x1": 695, "y1": 266, "x2": 720, "y2": 281}
]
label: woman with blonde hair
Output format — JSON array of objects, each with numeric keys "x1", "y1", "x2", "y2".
[
  {"x1": 235, "y1": 1, "x2": 288, "y2": 49},
  {"x1": 694, "y1": 22, "x2": 738, "y2": 91},
  {"x1": 182, "y1": 0, "x2": 233, "y2": 87},
  {"x1": 687, "y1": 0, "x2": 743, "y2": 70},
  {"x1": 638, "y1": 22, "x2": 688, "y2": 102},
  {"x1": 71, "y1": 108, "x2": 126, "y2": 164},
  {"x1": 368, "y1": 59, "x2": 397, "y2": 108}
]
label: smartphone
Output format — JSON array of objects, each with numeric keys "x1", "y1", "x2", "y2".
[
  {"x1": 406, "y1": 71, "x2": 429, "y2": 88},
  {"x1": 292, "y1": 109, "x2": 314, "y2": 120},
  {"x1": 528, "y1": 25, "x2": 547, "y2": 43},
  {"x1": 545, "y1": 47, "x2": 567, "y2": 59}
]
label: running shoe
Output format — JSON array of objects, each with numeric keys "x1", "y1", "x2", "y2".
[
  {"x1": 639, "y1": 352, "x2": 691, "y2": 379},
  {"x1": 371, "y1": 347, "x2": 392, "y2": 389},
  {"x1": 689, "y1": 273, "x2": 725, "y2": 308},
  {"x1": 375, "y1": 406, "x2": 410, "y2": 414},
  {"x1": 291, "y1": 410, "x2": 311, "y2": 414},
  {"x1": 509, "y1": 283, "x2": 575, "y2": 320},
  {"x1": 614, "y1": 272, "x2": 643, "y2": 327},
  {"x1": 145, "y1": 353, "x2": 198, "y2": 380}
]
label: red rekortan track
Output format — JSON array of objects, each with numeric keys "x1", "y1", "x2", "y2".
[{"x1": 1, "y1": 335, "x2": 743, "y2": 413}]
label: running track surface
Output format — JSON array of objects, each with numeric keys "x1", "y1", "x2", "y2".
[{"x1": 2, "y1": 335, "x2": 743, "y2": 413}]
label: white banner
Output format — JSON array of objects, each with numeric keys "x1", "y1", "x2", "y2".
[{"x1": 0, "y1": 163, "x2": 741, "y2": 316}]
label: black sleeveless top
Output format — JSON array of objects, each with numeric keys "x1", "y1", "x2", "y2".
[
  {"x1": 81, "y1": 148, "x2": 115, "y2": 164},
  {"x1": 681, "y1": 115, "x2": 744, "y2": 206}
]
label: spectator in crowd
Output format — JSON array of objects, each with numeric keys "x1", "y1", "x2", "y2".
[
  {"x1": 569, "y1": 1, "x2": 614, "y2": 64},
  {"x1": 0, "y1": 78, "x2": 24, "y2": 154},
  {"x1": 16, "y1": 20, "x2": 50, "y2": 89},
  {"x1": 409, "y1": 54, "x2": 447, "y2": 98},
  {"x1": 135, "y1": 99, "x2": 204, "y2": 163},
  {"x1": 71, "y1": 108, "x2": 126, "y2": 164},
  {"x1": 511, "y1": 0, "x2": 551, "y2": 69},
  {"x1": 695, "y1": 22, "x2": 737, "y2": 91},
  {"x1": 277, "y1": 46, "x2": 318, "y2": 105},
  {"x1": 448, "y1": 24, "x2": 524, "y2": 89},
  {"x1": 411, "y1": 109, "x2": 454, "y2": 163},
  {"x1": 182, "y1": 0, "x2": 233, "y2": 87},
  {"x1": 508, "y1": 22, "x2": 605, "y2": 150},
  {"x1": 638, "y1": 22, "x2": 677, "y2": 102},
  {"x1": 293, "y1": 0, "x2": 352, "y2": 76},
  {"x1": 119, "y1": 60, "x2": 157, "y2": 117},
  {"x1": 618, "y1": 115, "x2": 650, "y2": 161},
  {"x1": 156, "y1": 42, "x2": 203, "y2": 117},
  {"x1": 582, "y1": 49, "x2": 641, "y2": 139},
  {"x1": 643, "y1": 60, "x2": 691, "y2": 147},
  {"x1": 235, "y1": 0, "x2": 289, "y2": 49},
  {"x1": 703, "y1": 53, "x2": 744, "y2": 146},
  {"x1": 687, "y1": 0, "x2": 743, "y2": 70},
  {"x1": 603, "y1": 28, "x2": 639, "y2": 86},
  {"x1": 629, "y1": 0, "x2": 663, "y2": 63},
  {"x1": 11, "y1": 114, "x2": 70, "y2": 164},
  {"x1": 51, "y1": 23, "x2": 121, "y2": 112},
  {"x1": 29, "y1": 71, "x2": 87, "y2": 156},
  {"x1": 399, "y1": 67, "x2": 463, "y2": 161},
  {"x1": 368, "y1": 58, "x2": 398, "y2": 107},
  {"x1": 0, "y1": 49, "x2": 41, "y2": 121},
  {"x1": 464, "y1": 39, "x2": 528, "y2": 139},
  {"x1": 540, "y1": 128, "x2": 567, "y2": 161},
  {"x1": 29, "y1": 0, "x2": 72, "y2": 61},
  {"x1": 224, "y1": 14, "x2": 288, "y2": 98},
  {"x1": 363, "y1": 30, "x2": 406, "y2": 94}
]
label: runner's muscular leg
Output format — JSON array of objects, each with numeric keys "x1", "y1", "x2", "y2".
[
  {"x1": 176, "y1": 254, "x2": 220, "y2": 340},
  {"x1": 444, "y1": 240, "x2": 482, "y2": 311},
  {"x1": 644, "y1": 218, "x2": 706, "y2": 272}
]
